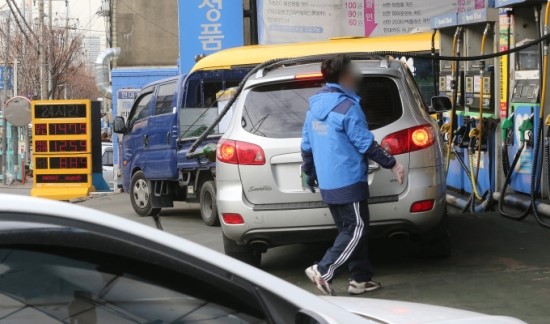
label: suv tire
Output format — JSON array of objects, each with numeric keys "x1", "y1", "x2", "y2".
[
  {"x1": 130, "y1": 171, "x2": 161, "y2": 217},
  {"x1": 199, "y1": 181, "x2": 220, "y2": 226},
  {"x1": 223, "y1": 233, "x2": 261, "y2": 267}
]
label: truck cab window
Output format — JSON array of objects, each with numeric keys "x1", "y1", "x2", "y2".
[
  {"x1": 127, "y1": 91, "x2": 153, "y2": 130},
  {"x1": 155, "y1": 82, "x2": 177, "y2": 115},
  {"x1": 180, "y1": 77, "x2": 240, "y2": 138}
]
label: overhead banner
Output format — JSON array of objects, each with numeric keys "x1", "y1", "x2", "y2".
[
  {"x1": 178, "y1": 0, "x2": 244, "y2": 74},
  {"x1": 258, "y1": 1, "x2": 480, "y2": 44}
]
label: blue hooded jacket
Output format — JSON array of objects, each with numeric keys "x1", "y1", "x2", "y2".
[{"x1": 301, "y1": 83, "x2": 396, "y2": 205}]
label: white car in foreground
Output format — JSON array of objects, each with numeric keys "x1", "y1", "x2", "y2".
[{"x1": 0, "y1": 195, "x2": 524, "y2": 324}]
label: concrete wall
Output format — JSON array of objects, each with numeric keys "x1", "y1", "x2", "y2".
[
  {"x1": 112, "y1": 0, "x2": 253, "y2": 68},
  {"x1": 113, "y1": 0, "x2": 179, "y2": 67}
]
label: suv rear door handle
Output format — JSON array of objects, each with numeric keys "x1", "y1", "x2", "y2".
[
  {"x1": 144, "y1": 134, "x2": 149, "y2": 147},
  {"x1": 368, "y1": 163, "x2": 380, "y2": 174},
  {"x1": 166, "y1": 131, "x2": 171, "y2": 144}
]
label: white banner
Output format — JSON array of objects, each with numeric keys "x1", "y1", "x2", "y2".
[{"x1": 258, "y1": 1, "x2": 491, "y2": 44}]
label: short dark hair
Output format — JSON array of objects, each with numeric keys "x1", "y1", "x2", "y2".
[{"x1": 321, "y1": 54, "x2": 352, "y2": 84}]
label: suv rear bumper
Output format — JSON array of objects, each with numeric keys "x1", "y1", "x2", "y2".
[
  {"x1": 219, "y1": 166, "x2": 446, "y2": 247},
  {"x1": 239, "y1": 219, "x2": 437, "y2": 247}
]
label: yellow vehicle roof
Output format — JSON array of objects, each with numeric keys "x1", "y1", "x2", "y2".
[{"x1": 191, "y1": 32, "x2": 439, "y2": 72}]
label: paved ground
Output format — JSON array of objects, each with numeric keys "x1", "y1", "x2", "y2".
[{"x1": 2, "y1": 184, "x2": 549, "y2": 323}]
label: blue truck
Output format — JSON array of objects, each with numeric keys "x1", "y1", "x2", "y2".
[{"x1": 113, "y1": 67, "x2": 248, "y2": 226}]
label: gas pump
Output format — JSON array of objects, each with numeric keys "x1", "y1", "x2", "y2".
[
  {"x1": 433, "y1": 8, "x2": 500, "y2": 212},
  {"x1": 459, "y1": 10, "x2": 499, "y2": 211},
  {"x1": 495, "y1": 0, "x2": 550, "y2": 226},
  {"x1": 431, "y1": 14, "x2": 467, "y2": 193},
  {"x1": 508, "y1": 43, "x2": 541, "y2": 194}
]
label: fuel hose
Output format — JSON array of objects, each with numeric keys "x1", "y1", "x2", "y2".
[
  {"x1": 465, "y1": 22, "x2": 492, "y2": 212},
  {"x1": 446, "y1": 27, "x2": 463, "y2": 173},
  {"x1": 530, "y1": 1, "x2": 550, "y2": 229},
  {"x1": 186, "y1": 57, "x2": 291, "y2": 157},
  {"x1": 501, "y1": 114, "x2": 514, "y2": 178}
]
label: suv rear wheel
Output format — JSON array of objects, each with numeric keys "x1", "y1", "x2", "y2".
[
  {"x1": 200, "y1": 181, "x2": 220, "y2": 226},
  {"x1": 130, "y1": 171, "x2": 161, "y2": 217},
  {"x1": 223, "y1": 233, "x2": 261, "y2": 267}
]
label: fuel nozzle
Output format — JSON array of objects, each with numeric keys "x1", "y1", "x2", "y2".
[
  {"x1": 453, "y1": 124, "x2": 469, "y2": 147},
  {"x1": 519, "y1": 115, "x2": 534, "y2": 146},
  {"x1": 501, "y1": 114, "x2": 514, "y2": 145},
  {"x1": 468, "y1": 122, "x2": 481, "y2": 151}
]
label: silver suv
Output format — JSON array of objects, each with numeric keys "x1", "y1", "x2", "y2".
[{"x1": 216, "y1": 58, "x2": 450, "y2": 266}]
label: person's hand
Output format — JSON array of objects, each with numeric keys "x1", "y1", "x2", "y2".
[
  {"x1": 392, "y1": 162, "x2": 405, "y2": 185},
  {"x1": 305, "y1": 175, "x2": 318, "y2": 193}
]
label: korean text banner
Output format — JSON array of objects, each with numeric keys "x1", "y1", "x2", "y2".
[
  {"x1": 258, "y1": 0, "x2": 481, "y2": 44},
  {"x1": 178, "y1": 0, "x2": 244, "y2": 74}
]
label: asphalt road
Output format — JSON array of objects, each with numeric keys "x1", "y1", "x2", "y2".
[{"x1": 65, "y1": 192, "x2": 550, "y2": 323}]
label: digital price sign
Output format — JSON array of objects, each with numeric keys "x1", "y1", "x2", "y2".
[
  {"x1": 35, "y1": 156, "x2": 89, "y2": 170},
  {"x1": 31, "y1": 100, "x2": 94, "y2": 200},
  {"x1": 34, "y1": 123, "x2": 87, "y2": 136}
]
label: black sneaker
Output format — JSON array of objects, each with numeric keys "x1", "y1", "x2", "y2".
[
  {"x1": 305, "y1": 265, "x2": 336, "y2": 296},
  {"x1": 348, "y1": 280, "x2": 381, "y2": 295}
]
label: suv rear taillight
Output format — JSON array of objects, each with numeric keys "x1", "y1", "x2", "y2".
[
  {"x1": 380, "y1": 124, "x2": 435, "y2": 155},
  {"x1": 217, "y1": 139, "x2": 266, "y2": 165}
]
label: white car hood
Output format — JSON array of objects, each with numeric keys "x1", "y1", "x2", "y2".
[{"x1": 323, "y1": 297, "x2": 526, "y2": 324}]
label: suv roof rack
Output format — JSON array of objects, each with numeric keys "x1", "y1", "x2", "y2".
[{"x1": 256, "y1": 53, "x2": 393, "y2": 78}]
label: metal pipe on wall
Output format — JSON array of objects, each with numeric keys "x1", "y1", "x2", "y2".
[{"x1": 94, "y1": 47, "x2": 120, "y2": 99}]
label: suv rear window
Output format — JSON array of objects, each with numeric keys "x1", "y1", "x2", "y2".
[{"x1": 242, "y1": 77, "x2": 403, "y2": 138}]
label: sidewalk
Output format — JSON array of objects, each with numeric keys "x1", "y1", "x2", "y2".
[
  {"x1": 0, "y1": 180, "x2": 116, "y2": 199},
  {"x1": 0, "y1": 180, "x2": 32, "y2": 196}
]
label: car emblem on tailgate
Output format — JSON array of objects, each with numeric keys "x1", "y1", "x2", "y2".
[{"x1": 248, "y1": 185, "x2": 272, "y2": 192}]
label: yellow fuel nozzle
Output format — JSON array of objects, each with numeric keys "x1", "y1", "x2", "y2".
[
  {"x1": 440, "y1": 123, "x2": 451, "y2": 134},
  {"x1": 545, "y1": 115, "x2": 550, "y2": 126},
  {"x1": 469, "y1": 127, "x2": 481, "y2": 138}
]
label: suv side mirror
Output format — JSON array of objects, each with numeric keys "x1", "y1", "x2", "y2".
[
  {"x1": 430, "y1": 96, "x2": 452, "y2": 113},
  {"x1": 113, "y1": 116, "x2": 127, "y2": 134}
]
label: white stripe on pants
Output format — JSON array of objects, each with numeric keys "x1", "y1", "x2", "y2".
[{"x1": 322, "y1": 201, "x2": 364, "y2": 281}]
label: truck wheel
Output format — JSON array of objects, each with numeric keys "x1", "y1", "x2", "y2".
[
  {"x1": 223, "y1": 233, "x2": 261, "y2": 267},
  {"x1": 130, "y1": 171, "x2": 161, "y2": 217},
  {"x1": 419, "y1": 215, "x2": 451, "y2": 259},
  {"x1": 199, "y1": 181, "x2": 220, "y2": 226}
]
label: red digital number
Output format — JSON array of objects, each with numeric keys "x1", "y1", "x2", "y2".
[
  {"x1": 69, "y1": 141, "x2": 78, "y2": 151},
  {"x1": 80, "y1": 157, "x2": 87, "y2": 168},
  {"x1": 80, "y1": 140, "x2": 87, "y2": 151},
  {"x1": 59, "y1": 157, "x2": 68, "y2": 169},
  {"x1": 58, "y1": 123, "x2": 67, "y2": 135},
  {"x1": 48, "y1": 123, "x2": 87, "y2": 135},
  {"x1": 70, "y1": 158, "x2": 78, "y2": 168},
  {"x1": 68, "y1": 123, "x2": 76, "y2": 134},
  {"x1": 58, "y1": 141, "x2": 66, "y2": 152}
]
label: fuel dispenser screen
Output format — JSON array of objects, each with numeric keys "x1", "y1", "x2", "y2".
[{"x1": 465, "y1": 70, "x2": 494, "y2": 111}]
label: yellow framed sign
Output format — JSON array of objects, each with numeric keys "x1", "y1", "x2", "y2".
[{"x1": 31, "y1": 100, "x2": 94, "y2": 200}]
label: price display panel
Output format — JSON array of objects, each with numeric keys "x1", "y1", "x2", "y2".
[
  {"x1": 32, "y1": 104, "x2": 90, "y2": 154},
  {"x1": 34, "y1": 156, "x2": 90, "y2": 171},
  {"x1": 31, "y1": 100, "x2": 93, "y2": 200}
]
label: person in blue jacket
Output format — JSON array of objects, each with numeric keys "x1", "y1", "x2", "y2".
[{"x1": 302, "y1": 55, "x2": 405, "y2": 296}]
